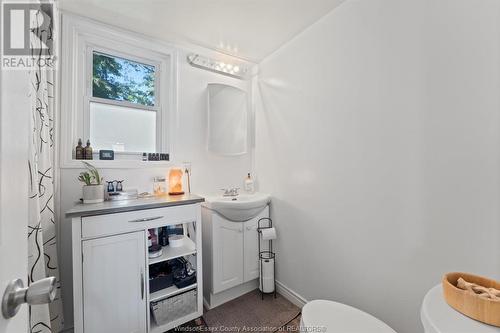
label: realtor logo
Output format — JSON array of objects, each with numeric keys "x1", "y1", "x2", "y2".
[{"x1": 2, "y1": 1, "x2": 56, "y2": 70}]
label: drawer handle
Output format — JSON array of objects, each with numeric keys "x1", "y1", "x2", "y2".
[{"x1": 128, "y1": 216, "x2": 163, "y2": 223}]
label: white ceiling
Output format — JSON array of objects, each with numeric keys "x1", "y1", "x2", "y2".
[{"x1": 57, "y1": 0, "x2": 345, "y2": 62}]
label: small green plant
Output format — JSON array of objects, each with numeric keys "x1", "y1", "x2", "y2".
[{"x1": 78, "y1": 162, "x2": 103, "y2": 186}]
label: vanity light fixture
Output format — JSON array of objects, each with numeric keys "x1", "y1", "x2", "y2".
[{"x1": 187, "y1": 53, "x2": 248, "y2": 79}]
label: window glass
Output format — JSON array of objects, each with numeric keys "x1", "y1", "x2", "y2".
[
  {"x1": 89, "y1": 102, "x2": 156, "y2": 152},
  {"x1": 92, "y1": 52, "x2": 156, "y2": 106}
]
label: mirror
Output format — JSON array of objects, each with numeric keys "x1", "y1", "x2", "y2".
[{"x1": 207, "y1": 84, "x2": 248, "y2": 155}]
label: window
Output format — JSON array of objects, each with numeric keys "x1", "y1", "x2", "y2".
[
  {"x1": 60, "y1": 16, "x2": 174, "y2": 167},
  {"x1": 88, "y1": 50, "x2": 160, "y2": 153},
  {"x1": 92, "y1": 52, "x2": 156, "y2": 106}
]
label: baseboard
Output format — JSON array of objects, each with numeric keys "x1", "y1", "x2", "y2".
[{"x1": 275, "y1": 280, "x2": 307, "y2": 308}]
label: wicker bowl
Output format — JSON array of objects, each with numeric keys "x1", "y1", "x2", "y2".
[{"x1": 442, "y1": 272, "x2": 500, "y2": 327}]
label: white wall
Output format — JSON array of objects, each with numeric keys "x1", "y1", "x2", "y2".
[
  {"x1": 58, "y1": 46, "x2": 253, "y2": 329},
  {"x1": 254, "y1": 1, "x2": 500, "y2": 332}
]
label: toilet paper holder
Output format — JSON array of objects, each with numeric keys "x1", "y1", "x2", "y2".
[{"x1": 257, "y1": 218, "x2": 276, "y2": 299}]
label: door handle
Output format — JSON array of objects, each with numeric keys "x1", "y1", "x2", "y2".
[
  {"x1": 129, "y1": 216, "x2": 163, "y2": 223},
  {"x1": 140, "y1": 271, "x2": 144, "y2": 300},
  {"x1": 2, "y1": 277, "x2": 56, "y2": 319}
]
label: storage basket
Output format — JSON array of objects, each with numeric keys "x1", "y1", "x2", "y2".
[{"x1": 150, "y1": 289, "x2": 197, "y2": 326}]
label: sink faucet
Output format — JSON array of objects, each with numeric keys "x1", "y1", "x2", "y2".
[{"x1": 221, "y1": 187, "x2": 240, "y2": 197}]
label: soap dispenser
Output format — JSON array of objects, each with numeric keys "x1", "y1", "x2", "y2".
[
  {"x1": 84, "y1": 140, "x2": 93, "y2": 160},
  {"x1": 244, "y1": 173, "x2": 254, "y2": 194}
]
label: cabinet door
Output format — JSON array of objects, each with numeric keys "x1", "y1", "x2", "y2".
[
  {"x1": 82, "y1": 231, "x2": 146, "y2": 333},
  {"x1": 212, "y1": 214, "x2": 244, "y2": 293},
  {"x1": 243, "y1": 206, "x2": 269, "y2": 282}
]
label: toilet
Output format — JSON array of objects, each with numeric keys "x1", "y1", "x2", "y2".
[{"x1": 300, "y1": 300, "x2": 397, "y2": 333}]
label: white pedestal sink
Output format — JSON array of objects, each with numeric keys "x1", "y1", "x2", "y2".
[{"x1": 202, "y1": 192, "x2": 271, "y2": 222}]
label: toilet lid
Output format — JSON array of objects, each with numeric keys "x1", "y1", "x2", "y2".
[
  {"x1": 301, "y1": 300, "x2": 397, "y2": 333},
  {"x1": 421, "y1": 285, "x2": 500, "y2": 333}
]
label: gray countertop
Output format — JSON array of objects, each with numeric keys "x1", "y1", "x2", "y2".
[{"x1": 65, "y1": 193, "x2": 205, "y2": 218}]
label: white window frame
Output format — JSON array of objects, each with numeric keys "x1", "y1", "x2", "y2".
[{"x1": 59, "y1": 13, "x2": 177, "y2": 168}]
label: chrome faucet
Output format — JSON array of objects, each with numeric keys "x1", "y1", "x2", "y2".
[{"x1": 221, "y1": 187, "x2": 240, "y2": 197}]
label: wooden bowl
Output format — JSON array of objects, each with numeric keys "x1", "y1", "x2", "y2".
[{"x1": 442, "y1": 272, "x2": 500, "y2": 327}]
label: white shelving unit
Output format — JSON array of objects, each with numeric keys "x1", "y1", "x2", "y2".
[
  {"x1": 70, "y1": 201, "x2": 204, "y2": 333},
  {"x1": 147, "y1": 225, "x2": 202, "y2": 333}
]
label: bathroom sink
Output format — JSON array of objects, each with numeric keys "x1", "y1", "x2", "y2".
[{"x1": 202, "y1": 192, "x2": 271, "y2": 222}]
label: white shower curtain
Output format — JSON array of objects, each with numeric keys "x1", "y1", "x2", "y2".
[{"x1": 28, "y1": 6, "x2": 64, "y2": 333}]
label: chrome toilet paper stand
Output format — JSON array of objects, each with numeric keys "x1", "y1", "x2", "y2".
[{"x1": 257, "y1": 217, "x2": 276, "y2": 299}]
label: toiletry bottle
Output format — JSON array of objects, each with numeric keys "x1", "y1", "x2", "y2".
[
  {"x1": 116, "y1": 180, "x2": 123, "y2": 192},
  {"x1": 75, "y1": 139, "x2": 84, "y2": 160},
  {"x1": 244, "y1": 173, "x2": 254, "y2": 193},
  {"x1": 147, "y1": 230, "x2": 152, "y2": 248},
  {"x1": 159, "y1": 227, "x2": 169, "y2": 246},
  {"x1": 150, "y1": 228, "x2": 158, "y2": 246},
  {"x1": 84, "y1": 140, "x2": 93, "y2": 160}
]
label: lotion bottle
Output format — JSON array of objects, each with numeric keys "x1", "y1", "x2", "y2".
[{"x1": 244, "y1": 173, "x2": 254, "y2": 193}]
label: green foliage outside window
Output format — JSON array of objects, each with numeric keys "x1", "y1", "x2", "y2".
[{"x1": 92, "y1": 52, "x2": 156, "y2": 107}]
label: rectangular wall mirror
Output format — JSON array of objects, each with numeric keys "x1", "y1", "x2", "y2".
[{"x1": 207, "y1": 83, "x2": 248, "y2": 156}]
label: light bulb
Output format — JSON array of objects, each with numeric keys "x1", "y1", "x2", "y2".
[
  {"x1": 226, "y1": 64, "x2": 233, "y2": 70},
  {"x1": 220, "y1": 62, "x2": 226, "y2": 68},
  {"x1": 234, "y1": 66, "x2": 240, "y2": 73}
]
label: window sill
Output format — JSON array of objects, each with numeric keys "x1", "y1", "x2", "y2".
[{"x1": 60, "y1": 159, "x2": 172, "y2": 169}]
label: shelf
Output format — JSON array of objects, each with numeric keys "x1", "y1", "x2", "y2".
[
  {"x1": 149, "y1": 283, "x2": 197, "y2": 302},
  {"x1": 148, "y1": 238, "x2": 197, "y2": 265}
]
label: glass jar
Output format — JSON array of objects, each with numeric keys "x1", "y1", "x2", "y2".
[{"x1": 153, "y1": 177, "x2": 167, "y2": 195}]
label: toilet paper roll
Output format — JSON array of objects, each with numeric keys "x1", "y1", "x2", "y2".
[{"x1": 260, "y1": 227, "x2": 277, "y2": 240}]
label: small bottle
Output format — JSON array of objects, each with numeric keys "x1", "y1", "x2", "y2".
[
  {"x1": 84, "y1": 140, "x2": 93, "y2": 160},
  {"x1": 116, "y1": 180, "x2": 123, "y2": 192},
  {"x1": 159, "y1": 227, "x2": 169, "y2": 246},
  {"x1": 244, "y1": 173, "x2": 254, "y2": 193},
  {"x1": 147, "y1": 230, "x2": 152, "y2": 248},
  {"x1": 150, "y1": 228, "x2": 158, "y2": 246},
  {"x1": 75, "y1": 138, "x2": 84, "y2": 160}
]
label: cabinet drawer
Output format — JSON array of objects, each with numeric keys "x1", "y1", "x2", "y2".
[{"x1": 82, "y1": 204, "x2": 199, "y2": 239}]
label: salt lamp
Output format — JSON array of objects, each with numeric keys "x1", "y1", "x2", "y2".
[{"x1": 168, "y1": 168, "x2": 184, "y2": 195}]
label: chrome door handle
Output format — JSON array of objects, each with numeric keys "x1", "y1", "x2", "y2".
[
  {"x1": 129, "y1": 216, "x2": 163, "y2": 223},
  {"x1": 140, "y1": 271, "x2": 144, "y2": 300},
  {"x1": 2, "y1": 277, "x2": 56, "y2": 319}
]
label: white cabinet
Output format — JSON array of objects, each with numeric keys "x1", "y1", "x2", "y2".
[
  {"x1": 82, "y1": 231, "x2": 147, "y2": 333},
  {"x1": 70, "y1": 202, "x2": 203, "y2": 333},
  {"x1": 202, "y1": 205, "x2": 269, "y2": 308},
  {"x1": 212, "y1": 215, "x2": 244, "y2": 293}
]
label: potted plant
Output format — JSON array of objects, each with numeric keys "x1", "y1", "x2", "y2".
[{"x1": 78, "y1": 162, "x2": 104, "y2": 203}]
